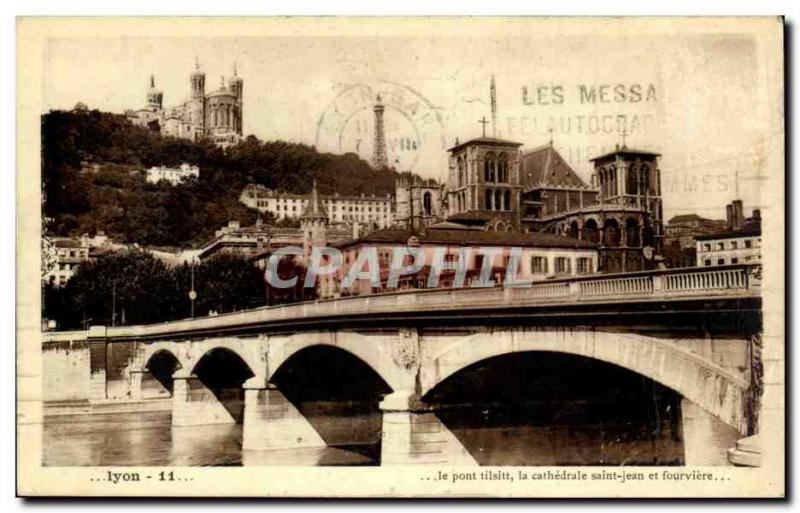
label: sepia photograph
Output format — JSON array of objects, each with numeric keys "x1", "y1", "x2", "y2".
[{"x1": 15, "y1": 15, "x2": 785, "y2": 497}]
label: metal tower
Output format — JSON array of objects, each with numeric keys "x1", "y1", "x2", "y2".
[{"x1": 371, "y1": 94, "x2": 389, "y2": 169}]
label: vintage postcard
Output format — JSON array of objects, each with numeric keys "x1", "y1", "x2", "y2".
[{"x1": 16, "y1": 16, "x2": 784, "y2": 497}]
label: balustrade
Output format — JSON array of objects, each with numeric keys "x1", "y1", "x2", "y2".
[{"x1": 43, "y1": 265, "x2": 759, "y2": 343}]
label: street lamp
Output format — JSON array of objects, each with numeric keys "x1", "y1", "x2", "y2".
[{"x1": 189, "y1": 258, "x2": 198, "y2": 318}]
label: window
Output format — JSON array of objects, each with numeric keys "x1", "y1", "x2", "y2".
[
  {"x1": 717, "y1": 242, "x2": 725, "y2": 251},
  {"x1": 745, "y1": 240, "x2": 752, "y2": 249},
  {"x1": 531, "y1": 256, "x2": 548, "y2": 274},
  {"x1": 731, "y1": 241, "x2": 738, "y2": 249},
  {"x1": 555, "y1": 257, "x2": 571, "y2": 274},
  {"x1": 717, "y1": 258, "x2": 725, "y2": 265},
  {"x1": 577, "y1": 258, "x2": 592, "y2": 275},
  {"x1": 703, "y1": 243, "x2": 711, "y2": 252},
  {"x1": 731, "y1": 258, "x2": 739, "y2": 264},
  {"x1": 704, "y1": 259, "x2": 712, "y2": 266}
]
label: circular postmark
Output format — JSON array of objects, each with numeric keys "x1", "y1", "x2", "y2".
[{"x1": 315, "y1": 81, "x2": 446, "y2": 173}]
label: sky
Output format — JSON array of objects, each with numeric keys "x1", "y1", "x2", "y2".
[{"x1": 41, "y1": 20, "x2": 779, "y2": 220}]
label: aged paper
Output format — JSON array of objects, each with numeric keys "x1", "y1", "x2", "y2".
[{"x1": 17, "y1": 16, "x2": 784, "y2": 497}]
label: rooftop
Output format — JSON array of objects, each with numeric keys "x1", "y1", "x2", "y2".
[
  {"x1": 335, "y1": 227, "x2": 597, "y2": 250},
  {"x1": 520, "y1": 143, "x2": 592, "y2": 190},
  {"x1": 448, "y1": 136, "x2": 524, "y2": 153},
  {"x1": 589, "y1": 145, "x2": 662, "y2": 162}
]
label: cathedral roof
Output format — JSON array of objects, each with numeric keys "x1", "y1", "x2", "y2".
[
  {"x1": 448, "y1": 136, "x2": 523, "y2": 153},
  {"x1": 589, "y1": 146, "x2": 661, "y2": 162},
  {"x1": 520, "y1": 143, "x2": 591, "y2": 190}
]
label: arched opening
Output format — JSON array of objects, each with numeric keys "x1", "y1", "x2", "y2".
[
  {"x1": 142, "y1": 350, "x2": 181, "y2": 398},
  {"x1": 504, "y1": 190, "x2": 511, "y2": 212},
  {"x1": 270, "y1": 345, "x2": 392, "y2": 465},
  {"x1": 625, "y1": 217, "x2": 640, "y2": 247},
  {"x1": 494, "y1": 190, "x2": 502, "y2": 211},
  {"x1": 582, "y1": 218, "x2": 599, "y2": 243},
  {"x1": 498, "y1": 154, "x2": 509, "y2": 182},
  {"x1": 423, "y1": 191, "x2": 433, "y2": 216},
  {"x1": 643, "y1": 222, "x2": 655, "y2": 247},
  {"x1": 457, "y1": 157, "x2": 465, "y2": 187},
  {"x1": 485, "y1": 189, "x2": 493, "y2": 210},
  {"x1": 424, "y1": 352, "x2": 686, "y2": 466},
  {"x1": 191, "y1": 348, "x2": 255, "y2": 424},
  {"x1": 568, "y1": 220, "x2": 580, "y2": 239},
  {"x1": 603, "y1": 218, "x2": 621, "y2": 247},
  {"x1": 627, "y1": 165, "x2": 639, "y2": 195}
]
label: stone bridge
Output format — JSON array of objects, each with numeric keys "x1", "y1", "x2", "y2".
[{"x1": 42, "y1": 264, "x2": 763, "y2": 465}]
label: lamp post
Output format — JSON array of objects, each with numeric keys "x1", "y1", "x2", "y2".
[{"x1": 189, "y1": 258, "x2": 197, "y2": 318}]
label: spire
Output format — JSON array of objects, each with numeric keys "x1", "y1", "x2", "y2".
[
  {"x1": 220, "y1": 75, "x2": 226, "y2": 89},
  {"x1": 301, "y1": 180, "x2": 328, "y2": 220},
  {"x1": 233, "y1": 62, "x2": 238, "y2": 77},
  {"x1": 195, "y1": 55, "x2": 200, "y2": 70},
  {"x1": 150, "y1": 74, "x2": 155, "y2": 88}
]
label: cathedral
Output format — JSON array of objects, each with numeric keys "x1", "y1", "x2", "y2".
[
  {"x1": 443, "y1": 134, "x2": 664, "y2": 273},
  {"x1": 127, "y1": 59, "x2": 243, "y2": 148}
]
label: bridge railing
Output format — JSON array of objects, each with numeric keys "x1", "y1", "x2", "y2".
[{"x1": 42, "y1": 264, "x2": 760, "y2": 342}]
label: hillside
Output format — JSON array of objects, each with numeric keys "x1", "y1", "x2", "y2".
[{"x1": 42, "y1": 109, "x2": 404, "y2": 247}]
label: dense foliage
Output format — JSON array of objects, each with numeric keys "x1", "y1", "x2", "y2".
[
  {"x1": 42, "y1": 109, "x2": 401, "y2": 246},
  {"x1": 43, "y1": 250, "x2": 313, "y2": 329}
]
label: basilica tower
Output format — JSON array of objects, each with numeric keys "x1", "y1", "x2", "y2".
[
  {"x1": 228, "y1": 63, "x2": 243, "y2": 135},
  {"x1": 146, "y1": 75, "x2": 163, "y2": 111},
  {"x1": 190, "y1": 57, "x2": 206, "y2": 137}
]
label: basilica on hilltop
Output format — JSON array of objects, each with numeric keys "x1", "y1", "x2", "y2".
[{"x1": 126, "y1": 58, "x2": 243, "y2": 148}]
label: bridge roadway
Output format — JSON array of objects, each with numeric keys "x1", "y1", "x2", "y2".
[{"x1": 42, "y1": 264, "x2": 763, "y2": 465}]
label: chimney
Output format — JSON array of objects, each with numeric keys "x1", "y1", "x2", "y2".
[
  {"x1": 726, "y1": 203, "x2": 734, "y2": 230},
  {"x1": 732, "y1": 199, "x2": 744, "y2": 230},
  {"x1": 752, "y1": 208, "x2": 762, "y2": 226}
]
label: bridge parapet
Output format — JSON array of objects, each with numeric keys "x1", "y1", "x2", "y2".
[{"x1": 41, "y1": 264, "x2": 761, "y2": 343}]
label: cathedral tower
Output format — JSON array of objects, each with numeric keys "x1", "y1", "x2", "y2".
[{"x1": 371, "y1": 95, "x2": 388, "y2": 169}]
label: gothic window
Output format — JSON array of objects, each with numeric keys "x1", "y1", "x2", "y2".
[
  {"x1": 423, "y1": 192, "x2": 432, "y2": 216},
  {"x1": 627, "y1": 165, "x2": 638, "y2": 195},
  {"x1": 484, "y1": 153, "x2": 496, "y2": 183},
  {"x1": 498, "y1": 154, "x2": 509, "y2": 182},
  {"x1": 625, "y1": 217, "x2": 640, "y2": 247},
  {"x1": 640, "y1": 164, "x2": 651, "y2": 194},
  {"x1": 485, "y1": 189, "x2": 493, "y2": 210},
  {"x1": 457, "y1": 157, "x2": 465, "y2": 187},
  {"x1": 504, "y1": 190, "x2": 511, "y2": 212},
  {"x1": 495, "y1": 190, "x2": 502, "y2": 211},
  {"x1": 603, "y1": 218, "x2": 621, "y2": 247}
]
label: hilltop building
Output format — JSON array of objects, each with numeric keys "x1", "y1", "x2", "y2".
[
  {"x1": 126, "y1": 58, "x2": 243, "y2": 148},
  {"x1": 240, "y1": 183, "x2": 395, "y2": 229},
  {"x1": 146, "y1": 163, "x2": 199, "y2": 185}
]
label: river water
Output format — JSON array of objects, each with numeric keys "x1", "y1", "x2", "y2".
[{"x1": 42, "y1": 405, "x2": 738, "y2": 467}]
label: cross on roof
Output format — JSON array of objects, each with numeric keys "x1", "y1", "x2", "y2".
[
  {"x1": 479, "y1": 116, "x2": 489, "y2": 137},
  {"x1": 621, "y1": 127, "x2": 628, "y2": 148}
]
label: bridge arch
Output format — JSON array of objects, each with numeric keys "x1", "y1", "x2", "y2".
[
  {"x1": 421, "y1": 329, "x2": 748, "y2": 433},
  {"x1": 266, "y1": 332, "x2": 401, "y2": 391}
]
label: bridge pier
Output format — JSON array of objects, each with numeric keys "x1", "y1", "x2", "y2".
[
  {"x1": 128, "y1": 369, "x2": 145, "y2": 401},
  {"x1": 379, "y1": 390, "x2": 477, "y2": 466},
  {"x1": 681, "y1": 398, "x2": 740, "y2": 466},
  {"x1": 241, "y1": 378, "x2": 325, "y2": 451},
  {"x1": 171, "y1": 370, "x2": 237, "y2": 426}
]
